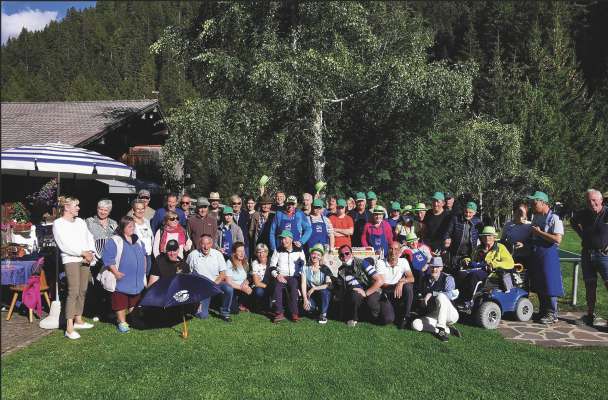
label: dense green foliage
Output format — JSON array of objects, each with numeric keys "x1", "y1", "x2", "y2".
[{"x1": 1, "y1": 1, "x2": 606, "y2": 214}]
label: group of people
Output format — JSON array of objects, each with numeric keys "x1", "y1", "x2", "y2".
[{"x1": 51, "y1": 186, "x2": 608, "y2": 342}]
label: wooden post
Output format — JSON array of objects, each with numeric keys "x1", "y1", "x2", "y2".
[
  {"x1": 181, "y1": 310, "x2": 188, "y2": 339},
  {"x1": 571, "y1": 262, "x2": 579, "y2": 306}
]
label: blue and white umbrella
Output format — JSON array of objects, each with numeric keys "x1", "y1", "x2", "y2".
[
  {"x1": 1, "y1": 143, "x2": 136, "y2": 329},
  {"x1": 1, "y1": 142, "x2": 136, "y2": 179}
]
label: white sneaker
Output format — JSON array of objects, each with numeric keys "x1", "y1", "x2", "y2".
[
  {"x1": 74, "y1": 322, "x2": 94, "y2": 329},
  {"x1": 347, "y1": 320, "x2": 358, "y2": 327},
  {"x1": 65, "y1": 330, "x2": 81, "y2": 340}
]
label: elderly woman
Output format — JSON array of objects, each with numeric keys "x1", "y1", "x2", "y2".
[
  {"x1": 102, "y1": 216, "x2": 148, "y2": 333},
  {"x1": 226, "y1": 242, "x2": 253, "y2": 313},
  {"x1": 53, "y1": 196, "x2": 97, "y2": 339},
  {"x1": 527, "y1": 191, "x2": 564, "y2": 324},
  {"x1": 152, "y1": 210, "x2": 190, "y2": 259},
  {"x1": 86, "y1": 199, "x2": 118, "y2": 257},
  {"x1": 131, "y1": 199, "x2": 153, "y2": 272},
  {"x1": 346, "y1": 197, "x2": 356, "y2": 213},
  {"x1": 251, "y1": 243, "x2": 270, "y2": 311},
  {"x1": 501, "y1": 201, "x2": 533, "y2": 265},
  {"x1": 459, "y1": 226, "x2": 514, "y2": 308},
  {"x1": 300, "y1": 244, "x2": 333, "y2": 324}
]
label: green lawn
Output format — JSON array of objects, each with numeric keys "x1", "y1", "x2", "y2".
[{"x1": 2, "y1": 227, "x2": 607, "y2": 400}]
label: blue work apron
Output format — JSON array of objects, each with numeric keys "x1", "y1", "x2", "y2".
[
  {"x1": 220, "y1": 225, "x2": 233, "y2": 257},
  {"x1": 307, "y1": 216, "x2": 329, "y2": 248},
  {"x1": 369, "y1": 223, "x2": 389, "y2": 257},
  {"x1": 530, "y1": 211, "x2": 564, "y2": 297},
  {"x1": 278, "y1": 213, "x2": 301, "y2": 242},
  {"x1": 410, "y1": 249, "x2": 428, "y2": 272}
]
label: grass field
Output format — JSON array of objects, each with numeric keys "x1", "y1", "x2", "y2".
[{"x1": 2, "y1": 226, "x2": 607, "y2": 400}]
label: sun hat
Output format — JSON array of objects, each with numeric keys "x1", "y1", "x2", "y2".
[
  {"x1": 405, "y1": 232, "x2": 418, "y2": 242},
  {"x1": 337, "y1": 199, "x2": 347, "y2": 207},
  {"x1": 465, "y1": 202, "x2": 477, "y2": 212},
  {"x1": 196, "y1": 197, "x2": 210, "y2": 207},
  {"x1": 315, "y1": 181, "x2": 327, "y2": 194},
  {"x1": 258, "y1": 194, "x2": 273, "y2": 204},
  {"x1": 355, "y1": 192, "x2": 366, "y2": 201},
  {"x1": 313, "y1": 199, "x2": 324, "y2": 208},
  {"x1": 209, "y1": 192, "x2": 221, "y2": 201},
  {"x1": 526, "y1": 191, "x2": 549, "y2": 203},
  {"x1": 309, "y1": 243, "x2": 325, "y2": 256},
  {"x1": 372, "y1": 206, "x2": 385, "y2": 214},
  {"x1": 431, "y1": 192, "x2": 445, "y2": 201},
  {"x1": 479, "y1": 226, "x2": 498, "y2": 236},
  {"x1": 279, "y1": 230, "x2": 293, "y2": 239},
  {"x1": 413, "y1": 203, "x2": 428, "y2": 211},
  {"x1": 429, "y1": 257, "x2": 444, "y2": 268},
  {"x1": 402, "y1": 205, "x2": 413, "y2": 213}
]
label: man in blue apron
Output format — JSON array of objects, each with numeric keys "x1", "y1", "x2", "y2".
[
  {"x1": 306, "y1": 198, "x2": 335, "y2": 254},
  {"x1": 527, "y1": 191, "x2": 564, "y2": 325}
]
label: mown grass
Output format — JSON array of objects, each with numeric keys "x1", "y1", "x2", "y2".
[{"x1": 2, "y1": 227, "x2": 607, "y2": 400}]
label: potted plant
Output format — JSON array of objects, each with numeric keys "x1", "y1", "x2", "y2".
[{"x1": 10, "y1": 202, "x2": 31, "y2": 233}]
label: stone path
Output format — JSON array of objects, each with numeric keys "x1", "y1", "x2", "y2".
[
  {"x1": 1, "y1": 308, "x2": 53, "y2": 357},
  {"x1": 498, "y1": 311, "x2": 608, "y2": 347}
]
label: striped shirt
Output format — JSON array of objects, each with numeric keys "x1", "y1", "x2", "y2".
[{"x1": 342, "y1": 258, "x2": 377, "y2": 289}]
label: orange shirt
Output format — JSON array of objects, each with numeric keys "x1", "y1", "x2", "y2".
[{"x1": 329, "y1": 214, "x2": 354, "y2": 249}]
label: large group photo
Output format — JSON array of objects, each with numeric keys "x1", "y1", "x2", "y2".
[{"x1": 1, "y1": 1, "x2": 607, "y2": 400}]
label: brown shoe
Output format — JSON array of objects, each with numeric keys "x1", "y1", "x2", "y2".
[
  {"x1": 273, "y1": 313, "x2": 285, "y2": 323},
  {"x1": 291, "y1": 314, "x2": 300, "y2": 322}
]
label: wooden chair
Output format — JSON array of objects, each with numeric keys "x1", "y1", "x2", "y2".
[{"x1": 6, "y1": 258, "x2": 52, "y2": 322}]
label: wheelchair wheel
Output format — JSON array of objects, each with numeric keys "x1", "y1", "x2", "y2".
[
  {"x1": 515, "y1": 297, "x2": 533, "y2": 322},
  {"x1": 475, "y1": 301, "x2": 501, "y2": 329}
]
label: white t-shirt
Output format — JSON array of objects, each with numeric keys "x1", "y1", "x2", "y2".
[
  {"x1": 134, "y1": 219, "x2": 153, "y2": 255},
  {"x1": 251, "y1": 260, "x2": 267, "y2": 280},
  {"x1": 376, "y1": 258, "x2": 411, "y2": 285}
]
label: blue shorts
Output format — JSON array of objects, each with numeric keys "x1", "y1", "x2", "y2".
[{"x1": 582, "y1": 249, "x2": 608, "y2": 282}]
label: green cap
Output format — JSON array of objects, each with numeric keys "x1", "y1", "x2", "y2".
[
  {"x1": 479, "y1": 226, "x2": 498, "y2": 236},
  {"x1": 309, "y1": 243, "x2": 325, "y2": 256},
  {"x1": 413, "y1": 203, "x2": 428, "y2": 211},
  {"x1": 312, "y1": 198, "x2": 324, "y2": 208},
  {"x1": 337, "y1": 199, "x2": 347, "y2": 207},
  {"x1": 465, "y1": 202, "x2": 478, "y2": 212},
  {"x1": 355, "y1": 192, "x2": 366, "y2": 201},
  {"x1": 286, "y1": 195, "x2": 298, "y2": 204},
  {"x1": 367, "y1": 191, "x2": 377, "y2": 200},
  {"x1": 405, "y1": 232, "x2": 418, "y2": 242},
  {"x1": 315, "y1": 181, "x2": 327, "y2": 193},
  {"x1": 526, "y1": 191, "x2": 549, "y2": 203},
  {"x1": 431, "y1": 192, "x2": 445, "y2": 201},
  {"x1": 223, "y1": 206, "x2": 234, "y2": 215},
  {"x1": 372, "y1": 205, "x2": 385, "y2": 214},
  {"x1": 390, "y1": 202, "x2": 401, "y2": 212},
  {"x1": 402, "y1": 205, "x2": 413, "y2": 212},
  {"x1": 279, "y1": 230, "x2": 293, "y2": 239}
]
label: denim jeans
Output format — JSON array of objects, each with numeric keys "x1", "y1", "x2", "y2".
[
  {"x1": 582, "y1": 249, "x2": 608, "y2": 282},
  {"x1": 307, "y1": 288, "x2": 331, "y2": 315},
  {"x1": 198, "y1": 282, "x2": 233, "y2": 318},
  {"x1": 539, "y1": 295, "x2": 558, "y2": 318}
]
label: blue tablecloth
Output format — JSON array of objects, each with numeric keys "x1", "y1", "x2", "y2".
[{"x1": 1, "y1": 259, "x2": 38, "y2": 286}]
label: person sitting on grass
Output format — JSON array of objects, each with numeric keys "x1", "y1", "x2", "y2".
[
  {"x1": 102, "y1": 216, "x2": 148, "y2": 334},
  {"x1": 301, "y1": 244, "x2": 333, "y2": 324},
  {"x1": 269, "y1": 230, "x2": 306, "y2": 323},
  {"x1": 376, "y1": 241, "x2": 415, "y2": 329},
  {"x1": 337, "y1": 245, "x2": 391, "y2": 327},
  {"x1": 187, "y1": 234, "x2": 233, "y2": 322},
  {"x1": 251, "y1": 243, "x2": 271, "y2": 312},
  {"x1": 148, "y1": 239, "x2": 188, "y2": 286},
  {"x1": 411, "y1": 257, "x2": 461, "y2": 342},
  {"x1": 226, "y1": 242, "x2": 253, "y2": 314}
]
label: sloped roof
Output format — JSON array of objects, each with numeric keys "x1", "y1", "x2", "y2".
[{"x1": 1, "y1": 100, "x2": 159, "y2": 149}]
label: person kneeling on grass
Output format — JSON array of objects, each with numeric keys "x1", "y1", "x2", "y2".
[
  {"x1": 226, "y1": 242, "x2": 253, "y2": 314},
  {"x1": 301, "y1": 244, "x2": 333, "y2": 324},
  {"x1": 186, "y1": 234, "x2": 233, "y2": 322},
  {"x1": 411, "y1": 257, "x2": 461, "y2": 342},
  {"x1": 376, "y1": 241, "x2": 415, "y2": 329},
  {"x1": 102, "y1": 216, "x2": 148, "y2": 334},
  {"x1": 269, "y1": 230, "x2": 306, "y2": 323}
]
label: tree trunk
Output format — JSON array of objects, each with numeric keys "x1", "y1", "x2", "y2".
[{"x1": 311, "y1": 104, "x2": 325, "y2": 182}]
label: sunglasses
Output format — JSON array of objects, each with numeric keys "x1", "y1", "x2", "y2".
[
  {"x1": 168, "y1": 217, "x2": 178, "y2": 221},
  {"x1": 339, "y1": 251, "x2": 351, "y2": 257},
  {"x1": 139, "y1": 196, "x2": 150, "y2": 200},
  {"x1": 181, "y1": 201, "x2": 190, "y2": 205},
  {"x1": 232, "y1": 202, "x2": 241, "y2": 205}
]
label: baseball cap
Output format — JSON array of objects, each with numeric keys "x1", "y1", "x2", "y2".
[
  {"x1": 367, "y1": 191, "x2": 377, "y2": 200},
  {"x1": 431, "y1": 192, "x2": 445, "y2": 201},
  {"x1": 286, "y1": 195, "x2": 298, "y2": 204},
  {"x1": 355, "y1": 192, "x2": 366, "y2": 201},
  {"x1": 465, "y1": 202, "x2": 477, "y2": 212},
  {"x1": 223, "y1": 206, "x2": 234, "y2": 215},
  {"x1": 166, "y1": 239, "x2": 179, "y2": 252},
  {"x1": 138, "y1": 189, "x2": 151, "y2": 198},
  {"x1": 390, "y1": 201, "x2": 401, "y2": 212},
  {"x1": 279, "y1": 230, "x2": 293, "y2": 239},
  {"x1": 526, "y1": 191, "x2": 549, "y2": 203},
  {"x1": 445, "y1": 192, "x2": 454, "y2": 199},
  {"x1": 337, "y1": 199, "x2": 347, "y2": 208}
]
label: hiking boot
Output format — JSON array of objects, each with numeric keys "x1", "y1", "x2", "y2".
[
  {"x1": 539, "y1": 314, "x2": 557, "y2": 325},
  {"x1": 347, "y1": 319, "x2": 358, "y2": 327},
  {"x1": 449, "y1": 325, "x2": 462, "y2": 338},
  {"x1": 318, "y1": 314, "x2": 328, "y2": 324},
  {"x1": 435, "y1": 328, "x2": 449, "y2": 342},
  {"x1": 575, "y1": 314, "x2": 598, "y2": 327},
  {"x1": 273, "y1": 313, "x2": 286, "y2": 323}
]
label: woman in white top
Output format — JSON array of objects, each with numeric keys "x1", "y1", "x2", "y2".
[
  {"x1": 131, "y1": 199, "x2": 153, "y2": 272},
  {"x1": 52, "y1": 196, "x2": 96, "y2": 339},
  {"x1": 251, "y1": 243, "x2": 270, "y2": 311},
  {"x1": 225, "y1": 242, "x2": 253, "y2": 313},
  {"x1": 300, "y1": 244, "x2": 333, "y2": 324}
]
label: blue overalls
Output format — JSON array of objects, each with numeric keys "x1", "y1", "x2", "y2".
[{"x1": 530, "y1": 211, "x2": 564, "y2": 317}]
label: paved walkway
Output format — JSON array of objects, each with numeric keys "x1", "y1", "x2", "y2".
[
  {"x1": 498, "y1": 311, "x2": 608, "y2": 347},
  {"x1": 1, "y1": 308, "x2": 53, "y2": 357}
]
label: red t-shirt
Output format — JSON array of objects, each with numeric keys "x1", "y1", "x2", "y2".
[{"x1": 329, "y1": 214, "x2": 354, "y2": 249}]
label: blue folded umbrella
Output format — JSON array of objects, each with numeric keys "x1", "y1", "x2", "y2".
[{"x1": 140, "y1": 274, "x2": 222, "y2": 309}]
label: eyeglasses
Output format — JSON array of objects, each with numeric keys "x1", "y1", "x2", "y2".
[
  {"x1": 339, "y1": 251, "x2": 351, "y2": 257},
  {"x1": 134, "y1": 208, "x2": 145, "y2": 212},
  {"x1": 139, "y1": 196, "x2": 150, "y2": 200},
  {"x1": 168, "y1": 217, "x2": 178, "y2": 221},
  {"x1": 232, "y1": 202, "x2": 241, "y2": 206},
  {"x1": 181, "y1": 201, "x2": 190, "y2": 205}
]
